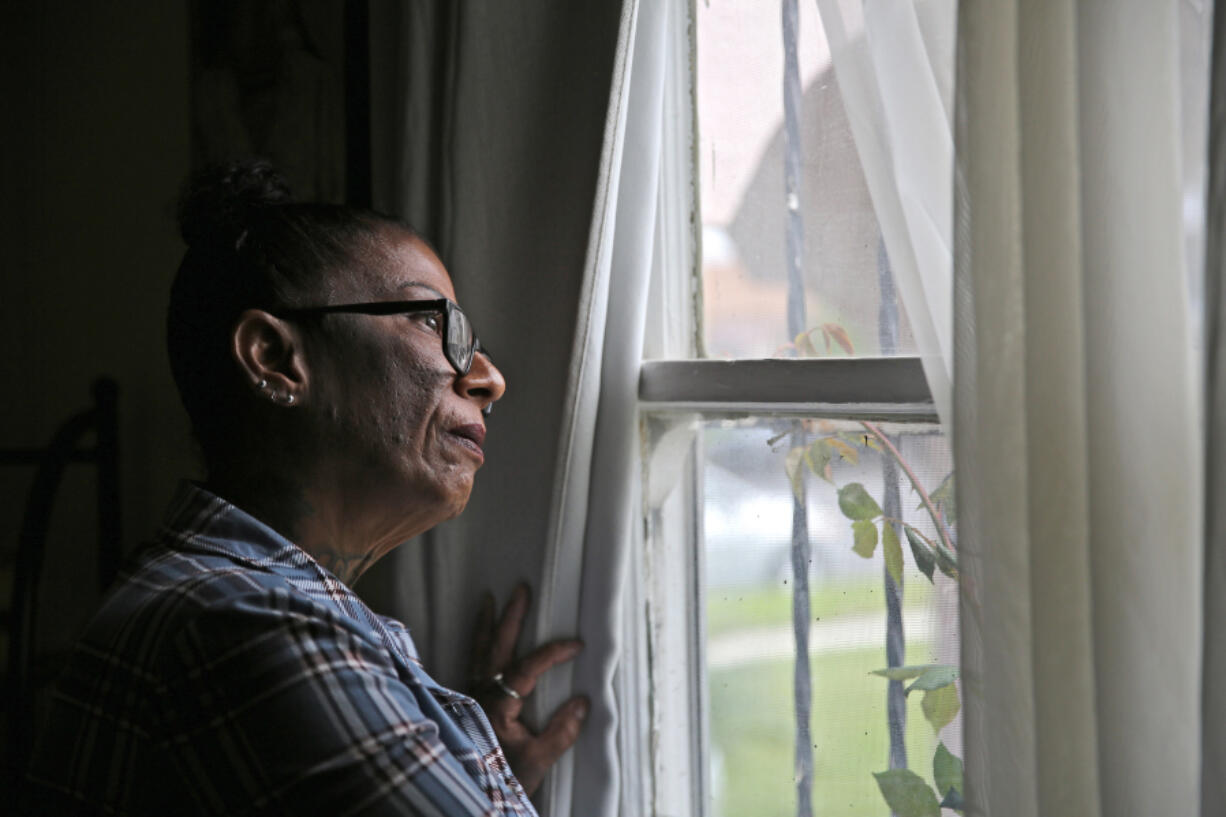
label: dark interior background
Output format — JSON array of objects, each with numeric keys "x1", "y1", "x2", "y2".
[
  {"x1": 0, "y1": 0, "x2": 623, "y2": 764},
  {"x1": 1, "y1": 4, "x2": 196, "y2": 658}
]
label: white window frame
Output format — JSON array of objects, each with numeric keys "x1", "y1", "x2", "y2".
[{"x1": 621, "y1": 2, "x2": 940, "y2": 814}]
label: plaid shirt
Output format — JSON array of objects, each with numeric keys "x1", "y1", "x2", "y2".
[{"x1": 23, "y1": 483, "x2": 537, "y2": 817}]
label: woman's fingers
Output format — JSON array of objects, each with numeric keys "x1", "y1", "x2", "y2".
[
  {"x1": 486, "y1": 639, "x2": 582, "y2": 733},
  {"x1": 506, "y1": 696, "x2": 590, "y2": 796},
  {"x1": 466, "y1": 586, "x2": 588, "y2": 796},
  {"x1": 489, "y1": 583, "x2": 530, "y2": 670},
  {"x1": 535, "y1": 697, "x2": 590, "y2": 767},
  {"x1": 504, "y1": 639, "x2": 583, "y2": 698},
  {"x1": 544, "y1": 696, "x2": 589, "y2": 750},
  {"x1": 468, "y1": 591, "x2": 496, "y2": 679}
]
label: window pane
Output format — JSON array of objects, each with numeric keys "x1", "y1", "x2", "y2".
[
  {"x1": 643, "y1": 413, "x2": 960, "y2": 817},
  {"x1": 696, "y1": 3, "x2": 917, "y2": 359}
]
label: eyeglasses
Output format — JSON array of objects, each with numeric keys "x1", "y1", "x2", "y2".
[{"x1": 275, "y1": 298, "x2": 489, "y2": 376}]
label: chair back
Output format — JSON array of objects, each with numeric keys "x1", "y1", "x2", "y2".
[{"x1": 1, "y1": 378, "x2": 120, "y2": 774}]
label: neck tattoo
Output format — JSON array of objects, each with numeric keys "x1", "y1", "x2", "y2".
[{"x1": 313, "y1": 548, "x2": 377, "y2": 586}]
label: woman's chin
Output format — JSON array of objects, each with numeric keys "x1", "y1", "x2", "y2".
[{"x1": 408, "y1": 477, "x2": 474, "y2": 525}]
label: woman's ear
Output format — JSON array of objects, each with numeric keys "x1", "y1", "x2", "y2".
[{"x1": 231, "y1": 309, "x2": 310, "y2": 405}]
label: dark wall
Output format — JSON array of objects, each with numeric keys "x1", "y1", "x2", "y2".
[{"x1": 1, "y1": 3, "x2": 194, "y2": 647}]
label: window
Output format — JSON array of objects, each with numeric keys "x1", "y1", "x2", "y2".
[{"x1": 628, "y1": 3, "x2": 961, "y2": 816}]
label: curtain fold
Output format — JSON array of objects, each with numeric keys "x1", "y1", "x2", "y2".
[
  {"x1": 955, "y1": 1, "x2": 1208, "y2": 815},
  {"x1": 532, "y1": 3, "x2": 668, "y2": 815},
  {"x1": 1202, "y1": 2, "x2": 1226, "y2": 812}
]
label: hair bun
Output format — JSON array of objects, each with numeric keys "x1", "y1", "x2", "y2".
[{"x1": 176, "y1": 159, "x2": 293, "y2": 250}]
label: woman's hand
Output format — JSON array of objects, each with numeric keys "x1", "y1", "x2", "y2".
[{"x1": 468, "y1": 583, "x2": 588, "y2": 796}]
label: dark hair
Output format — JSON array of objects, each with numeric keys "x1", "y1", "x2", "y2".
[{"x1": 168, "y1": 159, "x2": 412, "y2": 472}]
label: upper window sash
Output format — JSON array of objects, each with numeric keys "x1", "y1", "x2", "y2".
[{"x1": 639, "y1": 357, "x2": 937, "y2": 420}]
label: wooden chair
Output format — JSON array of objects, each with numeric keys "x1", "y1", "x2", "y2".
[{"x1": 1, "y1": 378, "x2": 121, "y2": 775}]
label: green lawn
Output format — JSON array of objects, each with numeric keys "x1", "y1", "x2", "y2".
[
  {"x1": 708, "y1": 644, "x2": 946, "y2": 817},
  {"x1": 705, "y1": 577, "x2": 935, "y2": 638}
]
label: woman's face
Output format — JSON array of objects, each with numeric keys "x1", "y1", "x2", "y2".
[{"x1": 304, "y1": 228, "x2": 505, "y2": 532}]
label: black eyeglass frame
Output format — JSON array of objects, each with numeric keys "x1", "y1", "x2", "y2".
[{"x1": 274, "y1": 298, "x2": 489, "y2": 376}]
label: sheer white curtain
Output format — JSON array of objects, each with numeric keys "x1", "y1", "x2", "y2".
[
  {"x1": 807, "y1": 1, "x2": 1219, "y2": 812},
  {"x1": 814, "y1": 0, "x2": 957, "y2": 428},
  {"x1": 956, "y1": 2, "x2": 1211, "y2": 816}
]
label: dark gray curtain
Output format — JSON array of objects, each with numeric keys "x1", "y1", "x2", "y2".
[{"x1": 361, "y1": 0, "x2": 623, "y2": 706}]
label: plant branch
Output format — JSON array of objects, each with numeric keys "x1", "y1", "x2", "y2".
[{"x1": 860, "y1": 421, "x2": 957, "y2": 555}]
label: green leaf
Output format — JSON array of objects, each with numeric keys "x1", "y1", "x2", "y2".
[
  {"x1": 872, "y1": 657, "x2": 926, "y2": 677},
  {"x1": 883, "y1": 522, "x2": 903, "y2": 585},
  {"x1": 804, "y1": 440, "x2": 834, "y2": 484},
  {"x1": 852, "y1": 520, "x2": 878, "y2": 558},
  {"x1": 904, "y1": 526, "x2": 937, "y2": 582},
  {"x1": 785, "y1": 447, "x2": 806, "y2": 501},
  {"x1": 838, "y1": 483, "x2": 881, "y2": 520},
  {"x1": 932, "y1": 540, "x2": 959, "y2": 579},
  {"x1": 940, "y1": 786, "x2": 966, "y2": 811},
  {"x1": 922, "y1": 683, "x2": 960, "y2": 733},
  {"x1": 906, "y1": 665, "x2": 960, "y2": 694},
  {"x1": 933, "y1": 742, "x2": 964, "y2": 802},
  {"x1": 872, "y1": 768, "x2": 941, "y2": 817},
  {"x1": 929, "y1": 471, "x2": 957, "y2": 523},
  {"x1": 906, "y1": 524, "x2": 957, "y2": 578},
  {"x1": 870, "y1": 664, "x2": 945, "y2": 681},
  {"x1": 825, "y1": 437, "x2": 860, "y2": 464}
]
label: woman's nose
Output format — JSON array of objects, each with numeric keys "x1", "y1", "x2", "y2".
[{"x1": 459, "y1": 350, "x2": 506, "y2": 413}]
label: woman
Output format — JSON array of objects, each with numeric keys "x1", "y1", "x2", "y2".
[{"x1": 23, "y1": 161, "x2": 587, "y2": 815}]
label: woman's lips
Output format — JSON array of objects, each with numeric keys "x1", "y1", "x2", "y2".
[{"x1": 449, "y1": 423, "x2": 486, "y2": 458}]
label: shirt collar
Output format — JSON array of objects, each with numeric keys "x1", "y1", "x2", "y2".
[
  {"x1": 156, "y1": 482, "x2": 427, "y2": 687},
  {"x1": 158, "y1": 480, "x2": 320, "y2": 575}
]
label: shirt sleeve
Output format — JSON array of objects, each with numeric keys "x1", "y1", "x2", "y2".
[{"x1": 155, "y1": 586, "x2": 529, "y2": 817}]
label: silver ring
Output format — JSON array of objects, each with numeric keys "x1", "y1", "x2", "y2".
[{"x1": 490, "y1": 672, "x2": 521, "y2": 700}]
